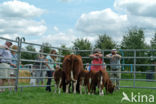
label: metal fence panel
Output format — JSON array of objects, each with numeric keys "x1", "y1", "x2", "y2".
[{"x1": 0, "y1": 37, "x2": 156, "y2": 92}]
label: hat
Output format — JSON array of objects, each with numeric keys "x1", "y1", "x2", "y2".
[
  {"x1": 6, "y1": 41, "x2": 12, "y2": 45},
  {"x1": 12, "y1": 45, "x2": 18, "y2": 50},
  {"x1": 112, "y1": 49, "x2": 117, "y2": 51},
  {"x1": 94, "y1": 48, "x2": 101, "y2": 53}
]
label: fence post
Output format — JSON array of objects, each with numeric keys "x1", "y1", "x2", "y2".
[
  {"x1": 102, "y1": 50, "x2": 104, "y2": 69},
  {"x1": 58, "y1": 49, "x2": 62, "y2": 67},
  {"x1": 39, "y1": 46, "x2": 44, "y2": 84},
  {"x1": 72, "y1": 47, "x2": 79, "y2": 54},
  {"x1": 133, "y1": 50, "x2": 136, "y2": 88},
  {"x1": 120, "y1": 49, "x2": 125, "y2": 71},
  {"x1": 15, "y1": 37, "x2": 25, "y2": 92}
]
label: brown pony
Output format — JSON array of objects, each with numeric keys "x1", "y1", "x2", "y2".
[{"x1": 62, "y1": 54, "x2": 83, "y2": 94}]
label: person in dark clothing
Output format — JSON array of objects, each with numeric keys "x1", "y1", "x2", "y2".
[{"x1": 45, "y1": 50, "x2": 57, "y2": 92}]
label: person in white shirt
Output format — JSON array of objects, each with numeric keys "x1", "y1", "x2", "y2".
[
  {"x1": 106, "y1": 49, "x2": 121, "y2": 90},
  {"x1": 45, "y1": 49, "x2": 57, "y2": 92},
  {"x1": 0, "y1": 41, "x2": 12, "y2": 92}
]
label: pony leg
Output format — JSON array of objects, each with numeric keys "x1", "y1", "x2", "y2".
[
  {"x1": 54, "y1": 84, "x2": 57, "y2": 93},
  {"x1": 58, "y1": 79, "x2": 62, "y2": 94},
  {"x1": 80, "y1": 84, "x2": 82, "y2": 94},
  {"x1": 66, "y1": 83, "x2": 69, "y2": 93},
  {"x1": 73, "y1": 80, "x2": 77, "y2": 94}
]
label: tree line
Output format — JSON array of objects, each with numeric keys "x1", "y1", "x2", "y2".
[{"x1": 21, "y1": 28, "x2": 156, "y2": 72}]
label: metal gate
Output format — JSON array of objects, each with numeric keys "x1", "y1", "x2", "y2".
[{"x1": 0, "y1": 37, "x2": 156, "y2": 92}]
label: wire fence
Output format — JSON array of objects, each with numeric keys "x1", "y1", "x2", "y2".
[{"x1": 0, "y1": 37, "x2": 156, "y2": 92}]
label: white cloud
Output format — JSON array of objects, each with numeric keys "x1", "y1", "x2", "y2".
[
  {"x1": 113, "y1": 0, "x2": 156, "y2": 31},
  {"x1": 40, "y1": 28, "x2": 98, "y2": 47},
  {"x1": 0, "y1": 0, "x2": 47, "y2": 36},
  {"x1": 0, "y1": 0, "x2": 44, "y2": 18},
  {"x1": 114, "y1": 0, "x2": 156, "y2": 17},
  {"x1": 1, "y1": 33, "x2": 19, "y2": 39},
  {"x1": 60, "y1": 0, "x2": 73, "y2": 2},
  {"x1": 53, "y1": 26, "x2": 59, "y2": 32},
  {"x1": 76, "y1": 0, "x2": 156, "y2": 44},
  {"x1": 0, "y1": 18, "x2": 47, "y2": 36},
  {"x1": 114, "y1": 0, "x2": 156, "y2": 44},
  {"x1": 59, "y1": 0, "x2": 88, "y2": 3},
  {"x1": 40, "y1": 28, "x2": 77, "y2": 47},
  {"x1": 1, "y1": 0, "x2": 155, "y2": 47},
  {"x1": 76, "y1": 8, "x2": 128, "y2": 37},
  {"x1": 127, "y1": 15, "x2": 156, "y2": 30}
]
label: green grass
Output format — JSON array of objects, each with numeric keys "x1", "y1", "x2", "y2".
[
  {"x1": 0, "y1": 81, "x2": 156, "y2": 104},
  {"x1": 0, "y1": 88, "x2": 156, "y2": 104},
  {"x1": 120, "y1": 80, "x2": 156, "y2": 87}
]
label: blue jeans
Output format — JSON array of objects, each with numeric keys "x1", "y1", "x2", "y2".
[{"x1": 45, "y1": 71, "x2": 53, "y2": 92}]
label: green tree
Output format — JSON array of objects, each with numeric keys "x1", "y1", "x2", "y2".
[
  {"x1": 59, "y1": 45, "x2": 71, "y2": 66},
  {"x1": 41, "y1": 42, "x2": 52, "y2": 54},
  {"x1": 95, "y1": 34, "x2": 116, "y2": 49},
  {"x1": 73, "y1": 38, "x2": 92, "y2": 50},
  {"x1": 151, "y1": 33, "x2": 156, "y2": 49},
  {"x1": 73, "y1": 38, "x2": 92, "y2": 64},
  {"x1": 121, "y1": 29, "x2": 149, "y2": 72},
  {"x1": 21, "y1": 45, "x2": 37, "y2": 64},
  {"x1": 150, "y1": 33, "x2": 156, "y2": 62},
  {"x1": 121, "y1": 29, "x2": 148, "y2": 49},
  {"x1": 60, "y1": 45, "x2": 71, "y2": 56}
]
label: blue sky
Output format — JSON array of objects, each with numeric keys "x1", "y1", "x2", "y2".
[
  {"x1": 20, "y1": 0, "x2": 114, "y2": 33},
  {"x1": 0, "y1": 0, "x2": 155, "y2": 47}
]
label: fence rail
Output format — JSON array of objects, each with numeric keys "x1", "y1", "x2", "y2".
[{"x1": 0, "y1": 37, "x2": 156, "y2": 92}]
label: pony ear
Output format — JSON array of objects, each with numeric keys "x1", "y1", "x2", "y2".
[{"x1": 76, "y1": 55, "x2": 82, "y2": 58}]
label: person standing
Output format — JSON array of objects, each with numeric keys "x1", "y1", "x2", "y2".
[
  {"x1": 85, "y1": 63, "x2": 91, "y2": 71},
  {"x1": 106, "y1": 49, "x2": 121, "y2": 90},
  {"x1": 0, "y1": 41, "x2": 12, "y2": 92},
  {"x1": 45, "y1": 49, "x2": 57, "y2": 92},
  {"x1": 9, "y1": 45, "x2": 18, "y2": 89},
  {"x1": 35, "y1": 50, "x2": 46, "y2": 85},
  {"x1": 89, "y1": 48, "x2": 105, "y2": 72}
]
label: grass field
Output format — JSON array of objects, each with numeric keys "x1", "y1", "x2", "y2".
[{"x1": 0, "y1": 81, "x2": 156, "y2": 104}]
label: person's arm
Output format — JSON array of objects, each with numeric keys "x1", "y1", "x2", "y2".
[
  {"x1": 0, "y1": 45, "x2": 9, "y2": 50},
  {"x1": 10, "y1": 63, "x2": 16, "y2": 68},
  {"x1": 89, "y1": 54, "x2": 98, "y2": 59},
  {"x1": 97, "y1": 53, "x2": 103, "y2": 58},
  {"x1": 106, "y1": 54, "x2": 112, "y2": 58},
  {"x1": 45, "y1": 59, "x2": 52, "y2": 70},
  {"x1": 45, "y1": 58, "x2": 55, "y2": 71},
  {"x1": 0, "y1": 45, "x2": 5, "y2": 49},
  {"x1": 113, "y1": 54, "x2": 121, "y2": 59}
]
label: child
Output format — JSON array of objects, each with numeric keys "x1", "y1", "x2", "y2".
[{"x1": 89, "y1": 48, "x2": 104, "y2": 72}]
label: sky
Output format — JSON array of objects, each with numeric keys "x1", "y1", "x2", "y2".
[{"x1": 0, "y1": 0, "x2": 156, "y2": 47}]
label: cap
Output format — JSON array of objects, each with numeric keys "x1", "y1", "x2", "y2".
[
  {"x1": 112, "y1": 49, "x2": 117, "y2": 51},
  {"x1": 6, "y1": 41, "x2": 12, "y2": 45},
  {"x1": 94, "y1": 48, "x2": 101, "y2": 53},
  {"x1": 12, "y1": 45, "x2": 18, "y2": 50}
]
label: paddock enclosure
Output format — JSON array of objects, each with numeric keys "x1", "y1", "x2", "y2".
[{"x1": 0, "y1": 37, "x2": 156, "y2": 92}]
